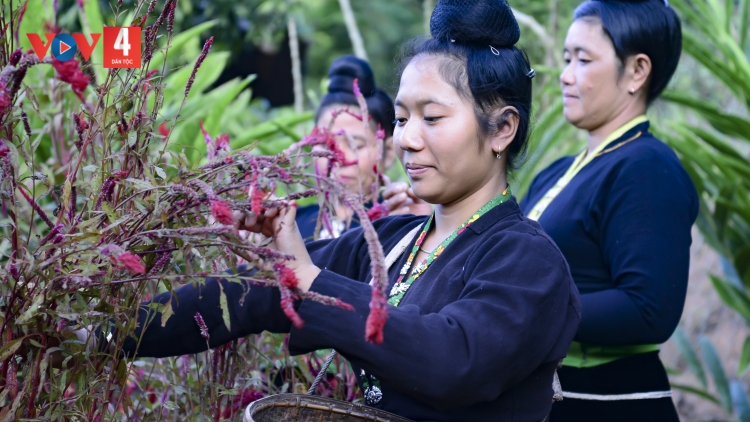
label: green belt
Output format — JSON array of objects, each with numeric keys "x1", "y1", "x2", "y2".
[{"x1": 562, "y1": 341, "x2": 660, "y2": 368}]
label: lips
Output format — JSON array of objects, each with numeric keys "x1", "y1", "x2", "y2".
[{"x1": 405, "y1": 163, "x2": 433, "y2": 177}]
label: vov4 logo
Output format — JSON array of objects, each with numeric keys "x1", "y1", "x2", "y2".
[{"x1": 27, "y1": 27, "x2": 141, "y2": 69}]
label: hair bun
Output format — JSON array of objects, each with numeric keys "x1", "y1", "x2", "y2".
[
  {"x1": 430, "y1": 0, "x2": 520, "y2": 48},
  {"x1": 327, "y1": 55, "x2": 377, "y2": 97}
]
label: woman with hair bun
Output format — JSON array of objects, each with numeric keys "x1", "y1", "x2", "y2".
[
  {"x1": 96, "y1": 1, "x2": 580, "y2": 420},
  {"x1": 520, "y1": 0, "x2": 698, "y2": 420},
  {"x1": 295, "y1": 55, "x2": 397, "y2": 240}
]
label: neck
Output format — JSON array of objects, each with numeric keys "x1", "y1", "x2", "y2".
[
  {"x1": 587, "y1": 104, "x2": 646, "y2": 155},
  {"x1": 432, "y1": 174, "x2": 508, "y2": 239}
]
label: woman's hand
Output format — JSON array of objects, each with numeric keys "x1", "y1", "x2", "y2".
[
  {"x1": 236, "y1": 205, "x2": 321, "y2": 292},
  {"x1": 383, "y1": 181, "x2": 433, "y2": 216}
]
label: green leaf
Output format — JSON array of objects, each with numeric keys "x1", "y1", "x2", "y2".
[
  {"x1": 218, "y1": 282, "x2": 231, "y2": 332},
  {"x1": 0, "y1": 337, "x2": 25, "y2": 362},
  {"x1": 231, "y1": 112, "x2": 314, "y2": 149},
  {"x1": 160, "y1": 298, "x2": 174, "y2": 327},
  {"x1": 148, "y1": 20, "x2": 219, "y2": 70},
  {"x1": 700, "y1": 335, "x2": 733, "y2": 412},
  {"x1": 671, "y1": 382, "x2": 721, "y2": 405},
  {"x1": 711, "y1": 275, "x2": 750, "y2": 325},
  {"x1": 739, "y1": 337, "x2": 750, "y2": 377},
  {"x1": 672, "y1": 326, "x2": 707, "y2": 387},
  {"x1": 732, "y1": 380, "x2": 750, "y2": 422}
]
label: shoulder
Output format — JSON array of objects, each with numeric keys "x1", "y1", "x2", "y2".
[
  {"x1": 522, "y1": 155, "x2": 576, "y2": 206},
  {"x1": 606, "y1": 133, "x2": 696, "y2": 194},
  {"x1": 474, "y1": 207, "x2": 571, "y2": 273}
]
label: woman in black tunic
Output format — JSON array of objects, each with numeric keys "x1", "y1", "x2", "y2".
[
  {"x1": 101, "y1": 1, "x2": 581, "y2": 420},
  {"x1": 519, "y1": 1, "x2": 698, "y2": 421}
]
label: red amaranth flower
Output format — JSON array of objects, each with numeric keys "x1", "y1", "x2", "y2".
[
  {"x1": 210, "y1": 200, "x2": 234, "y2": 225},
  {"x1": 273, "y1": 262, "x2": 299, "y2": 290},
  {"x1": 366, "y1": 203, "x2": 389, "y2": 221},
  {"x1": 51, "y1": 58, "x2": 89, "y2": 102},
  {"x1": 158, "y1": 122, "x2": 169, "y2": 138},
  {"x1": 365, "y1": 290, "x2": 388, "y2": 345},
  {"x1": 185, "y1": 37, "x2": 213, "y2": 99},
  {"x1": 9, "y1": 49, "x2": 22, "y2": 66},
  {"x1": 194, "y1": 312, "x2": 210, "y2": 340},
  {"x1": 117, "y1": 252, "x2": 145, "y2": 274}
]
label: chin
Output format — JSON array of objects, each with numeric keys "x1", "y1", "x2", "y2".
[{"x1": 563, "y1": 109, "x2": 585, "y2": 129}]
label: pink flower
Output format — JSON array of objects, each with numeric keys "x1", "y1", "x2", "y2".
[
  {"x1": 366, "y1": 203, "x2": 389, "y2": 221},
  {"x1": 210, "y1": 200, "x2": 234, "y2": 225},
  {"x1": 273, "y1": 262, "x2": 299, "y2": 290},
  {"x1": 51, "y1": 58, "x2": 89, "y2": 100},
  {"x1": 194, "y1": 312, "x2": 210, "y2": 340},
  {"x1": 158, "y1": 122, "x2": 169, "y2": 138},
  {"x1": 353, "y1": 78, "x2": 362, "y2": 97},
  {"x1": 9, "y1": 49, "x2": 22, "y2": 66},
  {"x1": 117, "y1": 252, "x2": 145, "y2": 274},
  {"x1": 215, "y1": 133, "x2": 230, "y2": 153},
  {"x1": 365, "y1": 290, "x2": 388, "y2": 345},
  {"x1": 375, "y1": 123, "x2": 386, "y2": 141}
]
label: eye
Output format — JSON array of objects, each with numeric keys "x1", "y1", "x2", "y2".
[
  {"x1": 394, "y1": 118, "x2": 407, "y2": 126},
  {"x1": 424, "y1": 116, "x2": 441, "y2": 123}
]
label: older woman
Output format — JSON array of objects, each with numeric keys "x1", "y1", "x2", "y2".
[
  {"x1": 520, "y1": 0, "x2": 698, "y2": 420},
  {"x1": 98, "y1": 1, "x2": 580, "y2": 420}
]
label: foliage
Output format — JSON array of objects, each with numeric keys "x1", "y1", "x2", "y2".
[
  {"x1": 0, "y1": 0, "x2": 395, "y2": 420},
  {"x1": 653, "y1": 0, "x2": 750, "y2": 415}
]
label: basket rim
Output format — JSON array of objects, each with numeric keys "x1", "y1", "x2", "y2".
[{"x1": 244, "y1": 393, "x2": 415, "y2": 422}]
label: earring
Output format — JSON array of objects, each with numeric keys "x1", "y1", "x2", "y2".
[
  {"x1": 629, "y1": 88, "x2": 636, "y2": 95},
  {"x1": 496, "y1": 151, "x2": 502, "y2": 159}
]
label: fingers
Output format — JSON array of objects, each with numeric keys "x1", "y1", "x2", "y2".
[
  {"x1": 405, "y1": 187, "x2": 423, "y2": 203},
  {"x1": 382, "y1": 181, "x2": 409, "y2": 200}
]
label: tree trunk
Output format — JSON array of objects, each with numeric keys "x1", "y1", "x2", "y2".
[
  {"x1": 337, "y1": 0, "x2": 368, "y2": 60},
  {"x1": 288, "y1": 16, "x2": 304, "y2": 113},
  {"x1": 423, "y1": 0, "x2": 435, "y2": 34}
]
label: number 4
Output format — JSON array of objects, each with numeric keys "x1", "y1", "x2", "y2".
[{"x1": 114, "y1": 27, "x2": 131, "y2": 57}]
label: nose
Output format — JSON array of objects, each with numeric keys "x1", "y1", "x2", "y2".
[
  {"x1": 560, "y1": 61, "x2": 574, "y2": 88},
  {"x1": 395, "y1": 118, "x2": 424, "y2": 152}
]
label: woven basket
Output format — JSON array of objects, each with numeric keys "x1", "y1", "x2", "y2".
[{"x1": 245, "y1": 394, "x2": 415, "y2": 422}]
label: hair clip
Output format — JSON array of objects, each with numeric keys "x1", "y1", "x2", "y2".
[
  {"x1": 451, "y1": 39, "x2": 456, "y2": 43},
  {"x1": 526, "y1": 68, "x2": 536, "y2": 79},
  {"x1": 490, "y1": 46, "x2": 500, "y2": 56}
]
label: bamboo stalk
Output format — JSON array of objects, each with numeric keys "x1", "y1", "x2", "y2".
[
  {"x1": 337, "y1": 0, "x2": 368, "y2": 60},
  {"x1": 288, "y1": 16, "x2": 304, "y2": 113}
]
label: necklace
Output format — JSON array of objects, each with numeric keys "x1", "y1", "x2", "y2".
[{"x1": 388, "y1": 187, "x2": 512, "y2": 307}]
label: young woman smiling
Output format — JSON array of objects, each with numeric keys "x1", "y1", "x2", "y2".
[
  {"x1": 520, "y1": 0, "x2": 698, "y2": 420},
  {"x1": 96, "y1": 1, "x2": 580, "y2": 420}
]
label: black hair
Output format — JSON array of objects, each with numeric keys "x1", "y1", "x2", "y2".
[
  {"x1": 574, "y1": 0, "x2": 682, "y2": 103},
  {"x1": 397, "y1": 0, "x2": 533, "y2": 171},
  {"x1": 315, "y1": 55, "x2": 395, "y2": 137}
]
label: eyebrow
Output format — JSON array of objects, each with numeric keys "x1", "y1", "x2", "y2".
[
  {"x1": 563, "y1": 46, "x2": 590, "y2": 54},
  {"x1": 394, "y1": 98, "x2": 448, "y2": 108}
]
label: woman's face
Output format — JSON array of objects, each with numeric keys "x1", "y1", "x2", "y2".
[
  {"x1": 393, "y1": 56, "x2": 501, "y2": 205},
  {"x1": 315, "y1": 107, "x2": 394, "y2": 195},
  {"x1": 561, "y1": 18, "x2": 633, "y2": 130}
]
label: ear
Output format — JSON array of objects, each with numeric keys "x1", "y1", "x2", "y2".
[
  {"x1": 626, "y1": 53, "x2": 652, "y2": 95},
  {"x1": 490, "y1": 106, "x2": 520, "y2": 156},
  {"x1": 381, "y1": 136, "x2": 396, "y2": 169}
]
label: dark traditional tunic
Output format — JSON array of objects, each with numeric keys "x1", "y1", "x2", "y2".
[
  {"x1": 119, "y1": 199, "x2": 581, "y2": 422},
  {"x1": 520, "y1": 121, "x2": 698, "y2": 421}
]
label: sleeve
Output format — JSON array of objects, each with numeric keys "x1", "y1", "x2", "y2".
[
  {"x1": 115, "y1": 215, "x2": 412, "y2": 358},
  {"x1": 117, "y1": 266, "x2": 293, "y2": 358},
  {"x1": 575, "y1": 150, "x2": 699, "y2": 345},
  {"x1": 287, "y1": 231, "x2": 581, "y2": 410}
]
